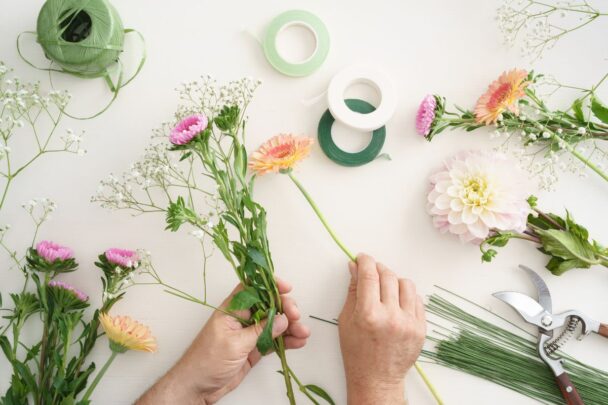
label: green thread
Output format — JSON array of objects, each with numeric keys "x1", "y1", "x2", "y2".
[{"x1": 318, "y1": 99, "x2": 387, "y2": 167}]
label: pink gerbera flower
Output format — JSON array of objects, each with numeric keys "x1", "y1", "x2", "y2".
[
  {"x1": 169, "y1": 114, "x2": 208, "y2": 145},
  {"x1": 416, "y1": 95, "x2": 438, "y2": 137},
  {"x1": 36, "y1": 241, "x2": 73, "y2": 263},
  {"x1": 105, "y1": 248, "x2": 139, "y2": 269},
  {"x1": 48, "y1": 280, "x2": 88, "y2": 302}
]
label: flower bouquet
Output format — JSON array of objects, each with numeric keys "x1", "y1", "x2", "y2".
[
  {"x1": 417, "y1": 69, "x2": 608, "y2": 188},
  {"x1": 94, "y1": 77, "x2": 332, "y2": 404}
]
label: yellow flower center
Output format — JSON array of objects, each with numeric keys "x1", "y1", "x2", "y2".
[{"x1": 461, "y1": 176, "x2": 491, "y2": 207}]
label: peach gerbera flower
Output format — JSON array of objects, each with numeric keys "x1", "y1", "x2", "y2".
[
  {"x1": 99, "y1": 313, "x2": 157, "y2": 353},
  {"x1": 474, "y1": 69, "x2": 530, "y2": 125},
  {"x1": 249, "y1": 134, "x2": 313, "y2": 175}
]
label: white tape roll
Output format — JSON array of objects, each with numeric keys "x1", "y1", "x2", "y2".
[{"x1": 327, "y1": 65, "x2": 396, "y2": 131}]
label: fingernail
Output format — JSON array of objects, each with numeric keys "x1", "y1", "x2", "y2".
[{"x1": 272, "y1": 314, "x2": 288, "y2": 335}]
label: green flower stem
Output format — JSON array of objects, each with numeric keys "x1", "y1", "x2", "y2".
[
  {"x1": 81, "y1": 350, "x2": 119, "y2": 402},
  {"x1": 285, "y1": 171, "x2": 444, "y2": 405},
  {"x1": 286, "y1": 171, "x2": 355, "y2": 261},
  {"x1": 554, "y1": 133, "x2": 608, "y2": 182}
]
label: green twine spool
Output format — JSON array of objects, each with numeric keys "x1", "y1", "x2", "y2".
[
  {"x1": 36, "y1": 0, "x2": 125, "y2": 78},
  {"x1": 318, "y1": 99, "x2": 387, "y2": 167}
]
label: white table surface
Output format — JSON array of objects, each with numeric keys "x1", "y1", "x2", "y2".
[{"x1": 1, "y1": 1, "x2": 608, "y2": 404}]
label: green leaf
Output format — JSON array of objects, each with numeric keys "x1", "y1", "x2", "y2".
[
  {"x1": 526, "y1": 195, "x2": 538, "y2": 208},
  {"x1": 227, "y1": 288, "x2": 261, "y2": 311},
  {"x1": 572, "y1": 98, "x2": 585, "y2": 122},
  {"x1": 481, "y1": 249, "x2": 497, "y2": 263},
  {"x1": 165, "y1": 196, "x2": 198, "y2": 232},
  {"x1": 214, "y1": 105, "x2": 240, "y2": 132},
  {"x1": 256, "y1": 308, "x2": 276, "y2": 355},
  {"x1": 546, "y1": 257, "x2": 589, "y2": 276},
  {"x1": 179, "y1": 151, "x2": 192, "y2": 161},
  {"x1": 536, "y1": 229, "x2": 597, "y2": 264},
  {"x1": 305, "y1": 384, "x2": 336, "y2": 405},
  {"x1": 247, "y1": 247, "x2": 269, "y2": 271},
  {"x1": 13, "y1": 363, "x2": 36, "y2": 391},
  {"x1": 591, "y1": 95, "x2": 608, "y2": 124}
]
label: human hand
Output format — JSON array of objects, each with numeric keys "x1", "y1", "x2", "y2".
[
  {"x1": 338, "y1": 254, "x2": 426, "y2": 405},
  {"x1": 137, "y1": 278, "x2": 310, "y2": 405}
]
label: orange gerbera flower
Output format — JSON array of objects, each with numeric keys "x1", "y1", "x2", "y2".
[
  {"x1": 249, "y1": 134, "x2": 313, "y2": 175},
  {"x1": 99, "y1": 313, "x2": 157, "y2": 353},
  {"x1": 474, "y1": 69, "x2": 530, "y2": 125}
]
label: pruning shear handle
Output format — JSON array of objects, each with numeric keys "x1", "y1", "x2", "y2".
[{"x1": 555, "y1": 372, "x2": 584, "y2": 405}]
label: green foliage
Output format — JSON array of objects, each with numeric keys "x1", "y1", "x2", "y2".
[
  {"x1": 227, "y1": 287, "x2": 261, "y2": 311},
  {"x1": 214, "y1": 105, "x2": 240, "y2": 132},
  {"x1": 572, "y1": 98, "x2": 585, "y2": 122},
  {"x1": 591, "y1": 95, "x2": 608, "y2": 124},
  {"x1": 165, "y1": 196, "x2": 200, "y2": 232},
  {"x1": 305, "y1": 384, "x2": 336, "y2": 405},
  {"x1": 256, "y1": 308, "x2": 276, "y2": 355}
]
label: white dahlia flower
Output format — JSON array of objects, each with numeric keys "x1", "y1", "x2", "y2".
[{"x1": 427, "y1": 150, "x2": 531, "y2": 244}]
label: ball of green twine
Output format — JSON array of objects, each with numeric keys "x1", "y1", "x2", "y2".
[
  {"x1": 318, "y1": 99, "x2": 387, "y2": 167},
  {"x1": 36, "y1": 0, "x2": 124, "y2": 77}
]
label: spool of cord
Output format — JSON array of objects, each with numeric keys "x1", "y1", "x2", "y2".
[
  {"x1": 36, "y1": 0, "x2": 125, "y2": 77},
  {"x1": 318, "y1": 99, "x2": 387, "y2": 167},
  {"x1": 17, "y1": 0, "x2": 146, "y2": 119}
]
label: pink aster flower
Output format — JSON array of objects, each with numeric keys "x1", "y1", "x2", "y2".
[
  {"x1": 169, "y1": 114, "x2": 208, "y2": 145},
  {"x1": 36, "y1": 241, "x2": 73, "y2": 263},
  {"x1": 48, "y1": 280, "x2": 88, "y2": 302},
  {"x1": 427, "y1": 150, "x2": 531, "y2": 244},
  {"x1": 416, "y1": 95, "x2": 438, "y2": 137},
  {"x1": 105, "y1": 248, "x2": 139, "y2": 269}
]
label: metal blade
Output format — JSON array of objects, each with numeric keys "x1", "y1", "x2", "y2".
[
  {"x1": 493, "y1": 291, "x2": 547, "y2": 327},
  {"x1": 519, "y1": 264, "x2": 552, "y2": 313}
]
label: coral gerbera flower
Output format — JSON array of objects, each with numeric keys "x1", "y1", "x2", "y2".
[
  {"x1": 99, "y1": 313, "x2": 157, "y2": 353},
  {"x1": 474, "y1": 69, "x2": 529, "y2": 125},
  {"x1": 249, "y1": 134, "x2": 313, "y2": 175}
]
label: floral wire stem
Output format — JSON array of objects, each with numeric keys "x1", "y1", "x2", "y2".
[{"x1": 284, "y1": 173, "x2": 443, "y2": 405}]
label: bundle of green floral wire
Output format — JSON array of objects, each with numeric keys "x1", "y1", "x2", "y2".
[{"x1": 421, "y1": 288, "x2": 608, "y2": 404}]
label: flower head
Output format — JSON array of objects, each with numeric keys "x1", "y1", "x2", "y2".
[
  {"x1": 48, "y1": 280, "x2": 88, "y2": 302},
  {"x1": 249, "y1": 134, "x2": 313, "y2": 175},
  {"x1": 36, "y1": 241, "x2": 73, "y2": 263},
  {"x1": 169, "y1": 114, "x2": 208, "y2": 145},
  {"x1": 105, "y1": 248, "x2": 139, "y2": 269},
  {"x1": 474, "y1": 69, "x2": 529, "y2": 125},
  {"x1": 427, "y1": 150, "x2": 531, "y2": 244},
  {"x1": 99, "y1": 313, "x2": 157, "y2": 353},
  {"x1": 416, "y1": 95, "x2": 438, "y2": 137}
]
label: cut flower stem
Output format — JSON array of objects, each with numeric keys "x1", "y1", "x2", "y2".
[{"x1": 285, "y1": 170, "x2": 444, "y2": 405}]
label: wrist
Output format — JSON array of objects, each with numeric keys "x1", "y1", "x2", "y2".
[
  {"x1": 137, "y1": 362, "x2": 209, "y2": 405},
  {"x1": 346, "y1": 379, "x2": 406, "y2": 405}
]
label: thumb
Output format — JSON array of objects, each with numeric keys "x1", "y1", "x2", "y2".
[
  {"x1": 241, "y1": 313, "x2": 289, "y2": 348},
  {"x1": 341, "y1": 261, "x2": 358, "y2": 317}
]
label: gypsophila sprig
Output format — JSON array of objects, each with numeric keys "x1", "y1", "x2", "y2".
[
  {"x1": 0, "y1": 61, "x2": 85, "y2": 210},
  {"x1": 94, "y1": 76, "x2": 334, "y2": 405},
  {"x1": 419, "y1": 69, "x2": 608, "y2": 188},
  {"x1": 497, "y1": 0, "x2": 608, "y2": 60}
]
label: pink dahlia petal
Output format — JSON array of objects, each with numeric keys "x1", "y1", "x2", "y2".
[
  {"x1": 105, "y1": 248, "x2": 139, "y2": 269},
  {"x1": 169, "y1": 114, "x2": 208, "y2": 145},
  {"x1": 36, "y1": 241, "x2": 74, "y2": 263},
  {"x1": 416, "y1": 95, "x2": 438, "y2": 136}
]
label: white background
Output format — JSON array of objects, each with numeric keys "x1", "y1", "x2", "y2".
[{"x1": 1, "y1": 1, "x2": 608, "y2": 404}]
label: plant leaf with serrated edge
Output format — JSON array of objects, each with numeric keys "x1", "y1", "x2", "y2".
[
  {"x1": 591, "y1": 96, "x2": 608, "y2": 124},
  {"x1": 256, "y1": 308, "x2": 276, "y2": 355},
  {"x1": 227, "y1": 287, "x2": 261, "y2": 311},
  {"x1": 536, "y1": 229, "x2": 597, "y2": 264},
  {"x1": 305, "y1": 384, "x2": 336, "y2": 405},
  {"x1": 546, "y1": 256, "x2": 589, "y2": 276}
]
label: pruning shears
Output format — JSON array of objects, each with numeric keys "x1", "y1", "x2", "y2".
[{"x1": 493, "y1": 265, "x2": 608, "y2": 405}]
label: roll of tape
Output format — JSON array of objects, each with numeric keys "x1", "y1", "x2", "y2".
[
  {"x1": 318, "y1": 99, "x2": 387, "y2": 167},
  {"x1": 327, "y1": 65, "x2": 396, "y2": 131},
  {"x1": 263, "y1": 10, "x2": 330, "y2": 77},
  {"x1": 36, "y1": 0, "x2": 125, "y2": 77}
]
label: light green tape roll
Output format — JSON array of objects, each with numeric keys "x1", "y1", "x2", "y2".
[
  {"x1": 36, "y1": 0, "x2": 125, "y2": 78},
  {"x1": 263, "y1": 10, "x2": 329, "y2": 77}
]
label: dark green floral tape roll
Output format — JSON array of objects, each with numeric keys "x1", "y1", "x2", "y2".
[
  {"x1": 36, "y1": 0, "x2": 125, "y2": 77},
  {"x1": 318, "y1": 99, "x2": 387, "y2": 167}
]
